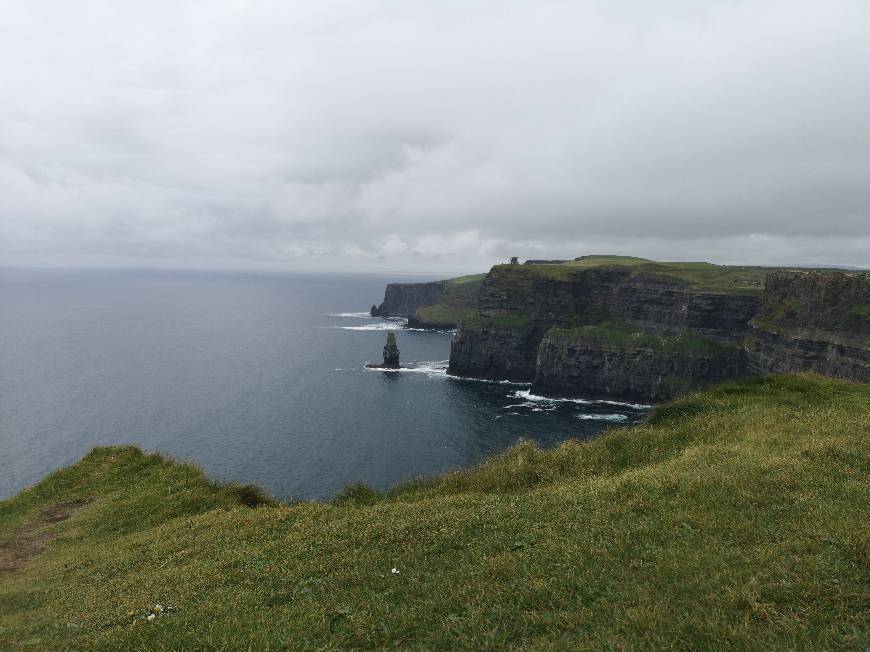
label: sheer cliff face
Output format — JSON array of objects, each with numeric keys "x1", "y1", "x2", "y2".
[
  {"x1": 373, "y1": 281, "x2": 448, "y2": 318},
  {"x1": 745, "y1": 271, "x2": 870, "y2": 382},
  {"x1": 447, "y1": 266, "x2": 760, "y2": 384},
  {"x1": 532, "y1": 333, "x2": 745, "y2": 402},
  {"x1": 448, "y1": 319, "x2": 542, "y2": 381}
]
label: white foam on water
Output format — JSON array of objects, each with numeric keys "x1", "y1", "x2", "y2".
[
  {"x1": 363, "y1": 361, "x2": 449, "y2": 378},
  {"x1": 510, "y1": 389, "x2": 651, "y2": 410},
  {"x1": 329, "y1": 318, "x2": 454, "y2": 333},
  {"x1": 445, "y1": 373, "x2": 529, "y2": 386},
  {"x1": 502, "y1": 401, "x2": 556, "y2": 411},
  {"x1": 337, "y1": 323, "x2": 404, "y2": 331},
  {"x1": 575, "y1": 413, "x2": 629, "y2": 421},
  {"x1": 328, "y1": 312, "x2": 372, "y2": 318},
  {"x1": 331, "y1": 317, "x2": 406, "y2": 331}
]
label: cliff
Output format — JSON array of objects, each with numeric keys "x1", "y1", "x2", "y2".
[
  {"x1": 448, "y1": 261, "x2": 761, "y2": 384},
  {"x1": 532, "y1": 326, "x2": 745, "y2": 401},
  {"x1": 745, "y1": 270, "x2": 870, "y2": 382},
  {"x1": 373, "y1": 274, "x2": 484, "y2": 328},
  {"x1": 377, "y1": 257, "x2": 870, "y2": 400},
  {"x1": 371, "y1": 280, "x2": 448, "y2": 318}
]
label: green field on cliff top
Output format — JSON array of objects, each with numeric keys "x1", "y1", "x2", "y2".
[
  {"x1": 2, "y1": 375, "x2": 868, "y2": 650},
  {"x1": 490, "y1": 255, "x2": 774, "y2": 293}
]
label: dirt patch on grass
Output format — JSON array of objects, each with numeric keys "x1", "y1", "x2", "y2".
[{"x1": 0, "y1": 498, "x2": 94, "y2": 574}]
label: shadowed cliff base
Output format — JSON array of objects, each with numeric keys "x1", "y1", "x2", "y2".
[{"x1": 1, "y1": 374, "x2": 868, "y2": 649}]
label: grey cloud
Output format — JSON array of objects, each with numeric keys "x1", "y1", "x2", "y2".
[{"x1": 1, "y1": 0, "x2": 869, "y2": 273}]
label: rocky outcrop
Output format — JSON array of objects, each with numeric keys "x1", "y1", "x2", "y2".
[
  {"x1": 372, "y1": 281, "x2": 448, "y2": 318},
  {"x1": 532, "y1": 329, "x2": 745, "y2": 402},
  {"x1": 366, "y1": 332, "x2": 401, "y2": 369},
  {"x1": 745, "y1": 271, "x2": 870, "y2": 382},
  {"x1": 382, "y1": 332, "x2": 400, "y2": 368}
]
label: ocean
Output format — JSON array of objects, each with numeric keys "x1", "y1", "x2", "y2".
[{"x1": 0, "y1": 268, "x2": 649, "y2": 500}]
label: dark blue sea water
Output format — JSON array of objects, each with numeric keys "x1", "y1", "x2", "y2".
[{"x1": 0, "y1": 269, "x2": 649, "y2": 500}]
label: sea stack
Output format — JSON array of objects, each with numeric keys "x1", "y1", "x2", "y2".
[
  {"x1": 382, "y1": 332, "x2": 400, "y2": 368},
  {"x1": 366, "y1": 332, "x2": 401, "y2": 369}
]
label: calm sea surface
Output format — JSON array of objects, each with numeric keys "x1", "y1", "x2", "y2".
[{"x1": 0, "y1": 269, "x2": 649, "y2": 500}]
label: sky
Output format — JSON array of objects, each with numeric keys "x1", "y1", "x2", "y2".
[{"x1": 1, "y1": 1, "x2": 869, "y2": 275}]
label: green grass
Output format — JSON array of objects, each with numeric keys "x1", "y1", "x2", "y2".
[
  {"x1": 412, "y1": 274, "x2": 486, "y2": 326},
  {"x1": 496, "y1": 255, "x2": 772, "y2": 293},
  {"x1": 569, "y1": 254, "x2": 657, "y2": 266},
  {"x1": 447, "y1": 273, "x2": 487, "y2": 286},
  {"x1": 1, "y1": 375, "x2": 868, "y2": 649},
  {"x1": 414, "y1": 304, "x2": 477, "y2": 326},
  {"x1": 548, "y1": 323, "x2": 736, "y2": 353}
]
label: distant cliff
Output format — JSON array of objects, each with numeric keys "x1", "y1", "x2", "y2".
[
  {"x1": 372, "y1": 275, "x2": 484, "y2": 328},
  {"x1": 376, "y1": 257, "x2": 870, "y2": 400},
  {"x1": 371, "y1": 281, "x2": 448, "y2": 319},
  {"x1": 447, "y1": 262, "x2": 760, "y2": 389}
]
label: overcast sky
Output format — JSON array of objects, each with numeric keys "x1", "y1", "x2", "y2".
[{"x1": 1, "y1": 1, "x2": 869, "y2": 274}]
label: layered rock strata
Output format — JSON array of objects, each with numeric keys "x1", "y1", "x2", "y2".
[
  {"x1": 745, "y1": 271, "x2": 870, "y2": 382},
  {"x1": 532, "y1": 329, "x2": 745, "y2": 402},
  {"x1": 448, "y1": 265, "x2": 759, "y2": 383},
  {"x1": 378, "y1": 264, "x2": 870, "y2": 400}
]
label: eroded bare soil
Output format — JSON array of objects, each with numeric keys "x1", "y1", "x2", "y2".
[{"x1": 0, "y1": 498, "x2": 93, "y2": 574}]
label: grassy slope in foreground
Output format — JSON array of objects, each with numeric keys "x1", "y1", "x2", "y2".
[{"x1": 1, "y1": 376, "x2": 868, "y2": 650}]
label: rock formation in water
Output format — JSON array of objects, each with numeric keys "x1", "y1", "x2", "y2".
[
  {"x1": 383, "y1": 332, "x2": 400, "y2": 368},
  {"x1": 366, "y1": 332, "x2": 401, "y2": 369}
]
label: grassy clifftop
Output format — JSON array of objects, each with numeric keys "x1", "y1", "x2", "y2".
[
  {"x1": 412, "y1": 274, "x2": 485, "y2": 326},
  {"x1": 490, "y1": 255, "x2": 771, "y2": 294},
  {"x1": 2, "y1": 375, "x2": 868, "y2": 649}
]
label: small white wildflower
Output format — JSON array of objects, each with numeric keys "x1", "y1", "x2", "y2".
[
  {"x1": 147, "y1": 614, "x2": 156, "y2": 622},
  {"x1": 391, "y1": 567, "x2": 400, "y2": 575}
]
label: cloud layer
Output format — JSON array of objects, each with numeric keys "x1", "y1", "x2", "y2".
[{"x1": 2, "y1": 1, "x2": 869, "y2": 273}]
